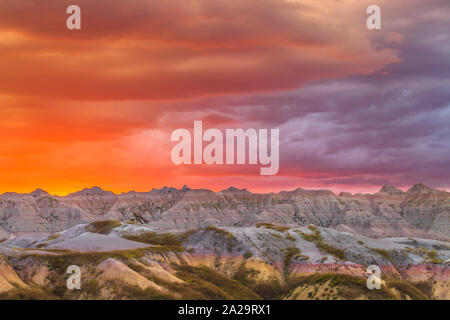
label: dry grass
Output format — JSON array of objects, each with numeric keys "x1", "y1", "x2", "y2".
[
  {"x1": 256, "y1": 223, "x2": 290, "y2": 232},
  {"x1": 124, "y1": 232, "x2": 182, "y2": 246},
  {"x1": 370, "y1": 248, "x2": 392, "y2": 262},
  {"x1": 287, "y1": 273, "x2": 430, "y2": 300},
  {"x1": 174, "y1": 264, "x2": 261, "y2": 300},
  {"x1": 296, "y1": 226, "x2": 346, "y2": 260},
  {"x1": 46, "y1": 234, "x2": 61, "y2": 241},
  {"x1": 27, "y1": 246, "x2": 182, "y2": 274},
  {"x1": 0, "y1": 288, "x2": 60, "y2": 300},
  {"x1": 86, "y1": 220, "x2": 121, "y2": 235}
]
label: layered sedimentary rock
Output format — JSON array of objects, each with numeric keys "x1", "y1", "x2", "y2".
[
  {"x1": 0, "y1": 222, "x2": 448, "y2": 299},
  {"x1": 0, "y1": 183, "x2": 448, "y2": 239}
]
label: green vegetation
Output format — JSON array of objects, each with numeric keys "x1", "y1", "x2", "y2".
[
  {"x1": 318, "y1": 243, "x2": 346, "y2": 260},
  {"x1": 386, "y1": 279, "x2": 430, "y2": 300},
  {"x1": 403, "y1": 246, "x2": 445, "y2": 264},
  {"x1": 283, "y1": 247, "x2": 301, "y2": 270},
  {"x1": 285, "y1": 233, "x2": 296, "y2": 241},
  {"x1": 370, "y1": 248, "x2": 392, "y2": 261},
  {"x1": 122, "y1": 228, "x2": 206, "y2": 247},
  {"x1": 296, "y1": 226, "x2": 346, "y2": 260},
  {"x1": 0, "y1": 253, "x2": 8, "y2": 263},
  {"x1": 202, "y1": 226, "x2": 236, "y2": 253},
  {"x1": 421, "y1": 248, "x2": 444, "y2": 263},
  {"x1": 296, "y1": 225, "x2": 321, "y2": 242},
  {"x1": 271, "y1": 233, "x2": 282, "y2": 239},
  {"x1": 82, "y1": 279, "x2": 102, "y2": 297},
  {"x1": 173, "y1": 265, "x2": 261, "y2": 300},
  {"x1": 282, "y1": 247, "x2": 308, "y2": 279},
  {"x1": 116, "y1": 284, "x2": 172, "y2": 300},
  {"x1": 86, "y1": 220, "x2": 121, "y2": 235},
  {"x1": 250, "y1": 281, "x2": 284, "y2": 300},
  {"x1": 9, "y1": 248, "x2": 432, "y2": 300},
  {"x1": 186, "y1": 247, "x2": 195, "y2": 254},
  {"x1": 6, "y1": 221, "x2": 441, "y2": 300},
  {"x1": 29, "y1": 247, "x2": 181, "y2": 274},
  {"x1": 232, "y1": 264, "x2": 284, "y2": 299},
  {"x1": 256, "y1": 223, "x2": 290, "y2": 232},
  {"x1": 233, "y1": 264, "x2": 259, "y2": 287},
  {"x1": 412, "y1": 280, "x2": 434, "y2": 298},
  {"x1": 124, "y1": 232, "x2": 182, "y2": 246},
  {"x1": 0, "y1": 288, "x2": 60, "y2": 300},
  {"x1": 50, "y1": 276, "x2": 172, "y2": 300},
  {"x1": 203, "y1": 225, "x2": 234, "y2": 240},
  {"x1": 240, "y1": 264, "x2": 372, "y2": 300},
  {"x1": 47, "y1": 234, "x2": 61, "y2": 241},
  {"x1": 124, "y1": 226, "x2": 237, "y2": 253},
  {"x1": 286, "y1": 273, "x2": 430, "y2": 300}
]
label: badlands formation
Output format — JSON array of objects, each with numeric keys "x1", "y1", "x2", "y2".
[{"x1": 0, "y1": 183, "x2": 448, "y2": 299}]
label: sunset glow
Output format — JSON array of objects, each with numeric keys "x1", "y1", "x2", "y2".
[{"x1": 1, "y1": 0, "x2": 449, "y2": 195}]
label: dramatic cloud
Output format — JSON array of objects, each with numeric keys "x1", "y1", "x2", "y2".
[
  {"x1": 0, "y1": 0, "x2": 448, "y2": 194},
  {"x1": 0, "y1": 0, "x2": 397, "y2": 100}
]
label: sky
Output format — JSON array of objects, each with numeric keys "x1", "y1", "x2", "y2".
[{"x1": 0, "y1": 0, "x2": 449, "y2": 195}]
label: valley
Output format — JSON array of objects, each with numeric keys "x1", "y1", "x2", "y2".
[{"x1": 0, "y1": 183, "x2": 448, "y2": 300}]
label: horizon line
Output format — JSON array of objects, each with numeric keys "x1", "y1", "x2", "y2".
[{"x1": 1, "y1": 182, "x2": 448, "y2": 198}]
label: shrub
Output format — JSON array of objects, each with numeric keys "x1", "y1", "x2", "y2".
[
  {"x1": 251, "y1": 281, "x2": 284, "y2": 300},
  {"x1": 271, "y1": 233, "x2": 282, "y2": 239},
  {"x1": 370, "y1": 248, "x2": 391, "y2": 261},
  {"x1": 0, "y1": 288, "x2": 60, "y2": 300},
  {"x1": 119, "y1": 285, "x2": 173, "y2": 300},
  {"x1": 256, "y1": 223, "x2": 290, "y2": 232},
  {"x1": 203, "y1": 225, "x2": 234, "y2": 240},
  {"x1": 285, "y1": 233, "x2": 296, "y2": 241},
  {"x1": 387, "y1": 279, "x2": 429, "y2": 300},
  {"x1": 47, "y1": 234, "x2": 61, "y2": 241},
  {"x1": 124, "y1": 232, "x2": 182, "y2": 246},
  {"x1": 202, "y1": 226, "x2": 236, "y2": 253},
  {"x1": 187, "y1": 247, "x2": 195, "y2": 253},
  {"x1": 283, "y1": 247, "x2": 301, "y2": 269},
  {"x1": 83, "y1": 279, "x2": 102, "y2": 297},
  {"x1": 30, "y1": 246, "x2": 180, "y2": 274},
  {"x1": 317, "y1": 243, "x2": 346, "y2": 261},
  {"x1": 297, "y1": 227, "x2": 346, "y2": 260},
  {"x1": 86, "y1": 220, "x2": 121, "y2": 235},
  {"x1": 175, "y1": 265, "x2": 261, "y2": 300}
]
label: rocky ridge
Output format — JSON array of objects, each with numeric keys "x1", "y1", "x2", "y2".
[
  {"x1": 0, "y1": 183, "x2": 448, "y2": 239},
  {"x1": 0, "y1": 221, "x2": 448, "y2": 300}
]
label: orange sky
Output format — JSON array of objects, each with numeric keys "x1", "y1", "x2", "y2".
[{"x1": 1, "y1": 0, "x2": 447, "y2": 195}]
